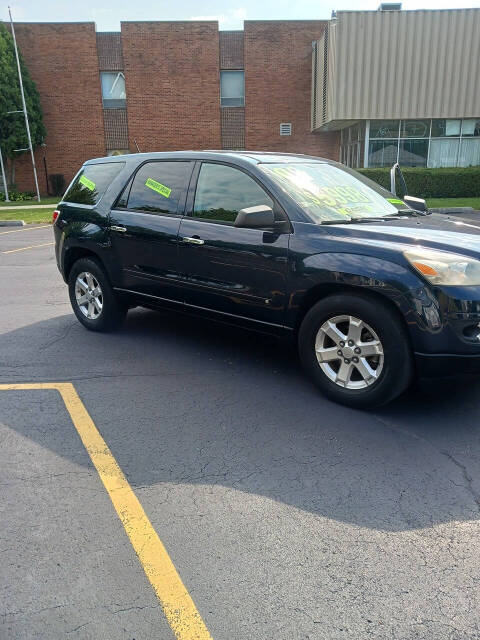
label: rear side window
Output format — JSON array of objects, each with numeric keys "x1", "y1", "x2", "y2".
[
  {"x1": 193, "y1": 163, "x2": 273, "y2": 224},
  {"x1": 127, "y1": 161, "x2": 192, "y2": 215},
  {"x1": 63, "y1": 162, "x2": 125, "y2": 205}
]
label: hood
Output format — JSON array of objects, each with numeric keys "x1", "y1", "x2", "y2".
[{"x1": 327, "y1": 213, "x2": 480, "y2": 258}]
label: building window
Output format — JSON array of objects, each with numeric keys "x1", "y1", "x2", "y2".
[
  {"x1": 101, "y1": 72, "x2": 126, "y2": 108},
  {"x1": 220, "y1": 71, "x2": 244, "y2": 107}
]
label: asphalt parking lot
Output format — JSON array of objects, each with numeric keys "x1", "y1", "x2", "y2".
[{"x1": 2, "y1": 224, "x2": 480, "y2": 640}]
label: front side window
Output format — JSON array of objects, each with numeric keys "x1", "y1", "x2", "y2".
[
  {"x1": 63, "y1": 162, "x2": 125, "y2": 205},
  {"x1": 127, "y1": 162, "x2": 192, "y2": 215},
  {"x1": 193, "y1": 163, "x2": 273, "y2": 224},
  {"x1": 101, "y1": 72, "x2": 126, "y2": 108},
  {"x1": 261, "y1": 163, "x2": 405, "y2": 223},
  {"x1": 220, "y1": 71, "x2": 245, "y2": 107}
]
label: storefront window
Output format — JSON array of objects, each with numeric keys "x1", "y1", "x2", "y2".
[
  {"x1": 458, "y1": 139, "x2": 480, "y2": 167},
  {"x1": 428, "y1": 139, "x2": 459, "y2": 168},
  {"x1": 368, "y1": 140, "x2": 398, "y2": 167},
  {"x1": 339, "y1": 122, "x2": 365, "y2": 168},
  {"x1": 360, "y1": 118, "x2": 480, "y2": 169},
  {"x1": 399, "y1": 139, "x2": 428, "y2": 166},
  {"x1": 369, "y1": 120, "x2": 400, "y2": 139},
  {"x1": 431, "y1": 119, "x2": 461, "y2": 137},
  {"x1": 401, "y1": 120, "x2": 430, "y2": 138},
  {"x1": 461, "y1": 119, "x2": 480, "y2": 137}
]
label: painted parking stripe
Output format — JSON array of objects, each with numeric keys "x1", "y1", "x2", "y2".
[
  {"x1": 2, "y1": 242, "x2": 54, "y2": 254},
  {"x1": 0, "y1": 383, "x2": 213, "y2": 640},
  {"x1": 0, "y1": 224, "x2": 51, "y2": 235}
]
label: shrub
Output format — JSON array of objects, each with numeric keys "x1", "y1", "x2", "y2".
[
  {"x1": 357, "y1": 167, "x2": 480, "y2": 199},
  {"x1": 0, "y1": 190, "x2": 35, "y2": 202}
]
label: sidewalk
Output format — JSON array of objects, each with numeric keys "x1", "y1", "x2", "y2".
[{"x1": 0, "y1": 203, "x2": 57, "y2": 210}]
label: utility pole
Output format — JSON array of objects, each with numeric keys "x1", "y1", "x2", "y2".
[
  {"x1": 0, "y1": 145, "x2": 10, "y2": 202},
  {"x1": 8, "y1": 6, "x2": 41, "y2": 202}
]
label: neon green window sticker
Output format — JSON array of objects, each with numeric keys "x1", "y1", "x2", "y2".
[
  {"x1": 145, "y1": 178, "x2": 171, "y2": 198},
  {"x1": 387, "y1": 198, "x2": 405, "y2": 205},
  {"x1": 79, "y1": 175, "x2": 96, "y2": 191}
]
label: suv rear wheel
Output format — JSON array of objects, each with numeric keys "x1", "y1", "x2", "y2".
[
  {"x1": 298, "y1": 293, "x2": 413, "y2": 408},
  {"x1": 68, "y1": 257, "x2": 127, "y2": 332}
]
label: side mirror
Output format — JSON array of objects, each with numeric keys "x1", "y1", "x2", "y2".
[
  {"x1": 403, "y1": 195, "x2": 427, "y2": 213},
  {"x1": 234, "y1": 205, "x2": 275, "y2": 229}
]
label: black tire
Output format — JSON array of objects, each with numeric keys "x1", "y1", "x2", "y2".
[
  {"x1": 68, "y1": 257, "x2": 127, "y2": 332},
  {"x1": 298, "y1": 293, "x2": 413, "y2": 408}
]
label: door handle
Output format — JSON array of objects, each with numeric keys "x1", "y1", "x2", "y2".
[
  {"x1": 109, "y1": 225, "x2": 127, "y2": 233},
  {"x1": 182, "y1": 236, "x2": 205, "y2": 245}
]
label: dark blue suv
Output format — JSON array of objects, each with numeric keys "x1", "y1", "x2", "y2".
[{"x1": 53, "y1": 151, "x2": 480, "y2": 407}]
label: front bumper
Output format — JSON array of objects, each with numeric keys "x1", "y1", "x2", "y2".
[{"x1": 415, "y1": 352, "x2": 480, "y2": 377}]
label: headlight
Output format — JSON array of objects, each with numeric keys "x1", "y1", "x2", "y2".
[{"x1": 404, "y1": 248, "x2": 480, "y2": 285}]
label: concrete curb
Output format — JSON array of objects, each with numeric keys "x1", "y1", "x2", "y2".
[{"x1": 0, "y1": 220, "x2": 25, "y2": 227}]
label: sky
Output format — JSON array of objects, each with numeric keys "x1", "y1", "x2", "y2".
[{"x1": 2, "y1": 0, "x2": 479, "y2": 31}]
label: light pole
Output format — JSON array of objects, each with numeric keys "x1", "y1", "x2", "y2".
[
  {"x1": 0, "y1": 144, "x2": 9, "y2": 202},
  {"x1": 8, "y1": 6, "x2": 41, "y2": 202}
]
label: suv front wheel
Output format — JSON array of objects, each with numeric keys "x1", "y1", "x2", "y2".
[
  {"x1": 68, "y1": 257, "x2": 127, "y2": 332},
  {"x1": 298, "y1": 293, "x2": 413, "y2": 408}
]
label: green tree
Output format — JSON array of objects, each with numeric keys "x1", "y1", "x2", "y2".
[{"x1": 0, "y1": 22, "x2": 45, "y2": 186}]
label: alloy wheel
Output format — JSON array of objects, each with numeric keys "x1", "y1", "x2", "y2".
[
  {"x1": 315, "y1": 315, "x2": 384, "y2": 389},
  {"x1": 75, "y1": 271, "x2": 103, "y2": 320}
]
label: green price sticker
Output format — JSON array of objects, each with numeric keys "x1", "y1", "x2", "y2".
[
  {"x1": 145, "y1": 178, "x2": 171, "y2": 198},
  {"x1": 79, "y1": 175, "x2": 96, "y2": 191},
  {"x1": 387, "y1": 198, "x2": 405, "y2": 205}
]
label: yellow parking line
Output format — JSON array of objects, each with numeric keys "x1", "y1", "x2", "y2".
[
  {"x1": 0, "y1": 224, "x2": 51, "y2": 235},
  {"x1": 0, "y1": 382, "x2": 213, "y2": 640},
  {"x1": 2, "y1": 241, "x2": 54, "y2": 254}
]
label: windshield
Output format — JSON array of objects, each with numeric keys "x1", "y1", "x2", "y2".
[{"x1": 260, "y1": 162, "x2": 409, "y2": 223}]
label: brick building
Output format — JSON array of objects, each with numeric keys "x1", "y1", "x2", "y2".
[{"x1": 7, "y1": 20, "x2": 339, "y2": 195}]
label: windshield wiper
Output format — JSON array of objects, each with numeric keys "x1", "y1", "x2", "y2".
[
  {"x1": 320, "y1": 212, "x2": 411, "y2": 225},
  {"x1": 351, "y1": 215, "x2": 410, "y2": 223},
  {"x1": 320, "y1": 218, "x2": 355, "y2": 225}
]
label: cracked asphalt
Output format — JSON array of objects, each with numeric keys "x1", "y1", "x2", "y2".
[{"x1": 1, "y1": 225, "x2": 480, "y2": 639}]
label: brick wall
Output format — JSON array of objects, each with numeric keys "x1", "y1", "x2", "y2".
[
  {"x1": 103, "y1": 109, "x2": 129, "y2": 149},
  {"x1": 7, "y1": 23, "x2": 106, "y2": 194},
  {"x1": 121, "y1": 21, "x2": 221, "y2": 153},
  {"x1": 97, "y1": 32, "x2": 123, "y2": 71},
  {"x1": 244, "y1": 21, "x2": 339, "y2": 159},
  {"x1": 219, "y1": 31, "x2": 244, "y2": 69},
  {"x1": 221, "y1": 108, "x2": 245, "y2": 149}
]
